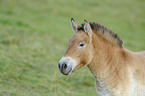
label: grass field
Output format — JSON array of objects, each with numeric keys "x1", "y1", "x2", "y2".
[{"x1": 0, "y1": 0, "x2": 145, "y2": 96}]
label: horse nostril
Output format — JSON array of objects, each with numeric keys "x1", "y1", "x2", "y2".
[
  {"x1": 63, "y1": 63, "x2": 67, "y2": 69},
  {"x1": 58, "y1": 63, "x2": 61, "y2": 69}
]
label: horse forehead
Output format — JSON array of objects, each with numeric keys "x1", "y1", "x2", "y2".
[{"x1": 70, "y1": 32, "x2": 88, "y2": 41}]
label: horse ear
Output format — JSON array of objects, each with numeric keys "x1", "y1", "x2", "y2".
[
  {"x1": 84, "y1": 20, "x2": 92, "y2": 35},
  {"x1": 71, "y1": 18, "x2": 78, "y2": 33}
]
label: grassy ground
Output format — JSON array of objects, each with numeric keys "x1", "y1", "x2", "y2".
[{"x1": 0, "y1": 0, "x2": 145, "y2": 96}]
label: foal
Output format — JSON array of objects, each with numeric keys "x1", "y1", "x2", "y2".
[{"x1": 58, "y1": 18, "x2": 145, "y2": 96}]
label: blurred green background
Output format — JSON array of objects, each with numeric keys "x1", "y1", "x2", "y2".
[{"x1": 0, "y1": 0, "x2": 145, "y2": 96}]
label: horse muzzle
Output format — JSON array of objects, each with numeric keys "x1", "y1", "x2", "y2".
[{"x1": 58, "y1": 57, "x2": 76, "y2": 75}]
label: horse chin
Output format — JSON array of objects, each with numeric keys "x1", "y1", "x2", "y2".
[
  {"x1": 66, "y1": 66, "x2": 77, "y2": 75},
  {"x1": 63, "y1": 68, "x2": 73, "y2": 75}
]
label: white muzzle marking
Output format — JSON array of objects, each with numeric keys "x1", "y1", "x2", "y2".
[{"x1": 58, "y1": 57, "x2": 76, "y2": 75}]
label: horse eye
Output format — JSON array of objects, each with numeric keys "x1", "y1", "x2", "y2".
[{"x1": 79, "y1": 43, "x2": 85, "y2": 47}]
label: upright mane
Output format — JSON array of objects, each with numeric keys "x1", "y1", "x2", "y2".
[{"x1": 78, "y1": 22, "x2": 123, "y2": 47}]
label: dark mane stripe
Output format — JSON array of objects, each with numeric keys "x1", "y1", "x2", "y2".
[{"x1": 78, "y1": 22, "x2": 123, "y2": 47}]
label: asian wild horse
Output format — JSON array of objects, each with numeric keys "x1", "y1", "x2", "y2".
[{"x1": 58, "y1": 18, "x2": 145, "y2": 96}]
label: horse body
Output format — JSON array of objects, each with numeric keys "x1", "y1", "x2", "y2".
[{"x1": 58, "y1": 18, "x2": 145, "y2": 96}]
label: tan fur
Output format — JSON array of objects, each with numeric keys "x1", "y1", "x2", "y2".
[
  {"x1": 64, "y1": 21, "x2": 145, "y2": 96},
  {"x1": 88, "y1": 32, "x2": 145, "y2": 95}
]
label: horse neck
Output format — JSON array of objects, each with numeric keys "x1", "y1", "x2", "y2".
[{"x1": 87, "y1": 33, "x2": 129, "y2": 90}]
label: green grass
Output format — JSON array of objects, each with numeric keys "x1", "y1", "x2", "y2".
[{"x1": 0, "y1": 0, "x2": 145, "y2": 96}]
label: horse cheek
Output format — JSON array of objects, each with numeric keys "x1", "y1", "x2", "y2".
[{"x1": 81, "y1": 52, "x2": 90, "y2": 65}]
